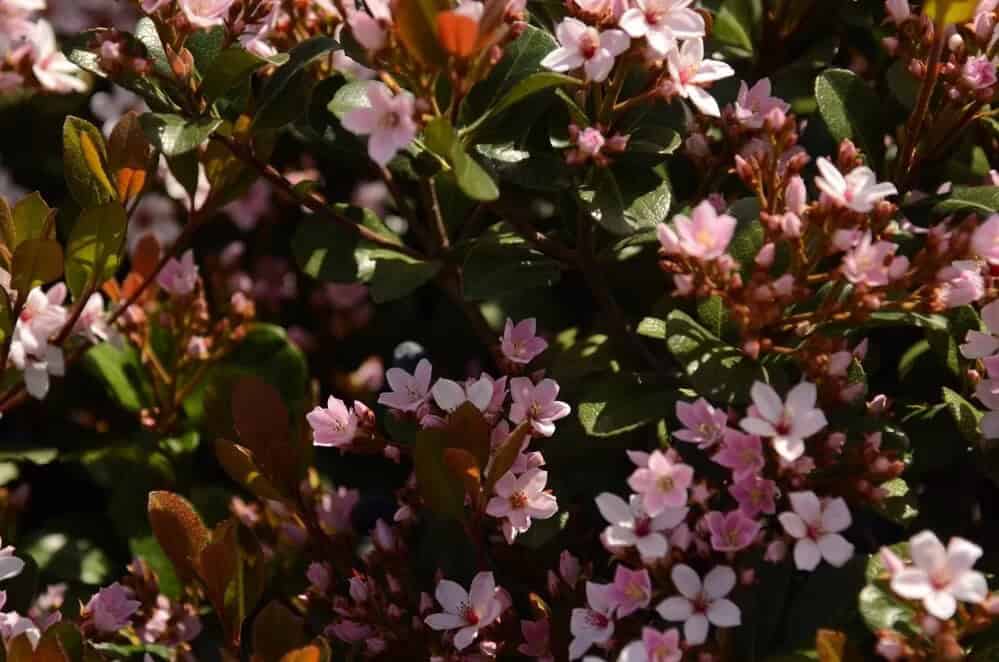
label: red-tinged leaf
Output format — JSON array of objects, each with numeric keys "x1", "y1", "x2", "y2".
[
  {"x1": 444, "y1": 401, "x2": 491, "y2": 469},
  {"x1": 444, "y1": 447, "x2": 482, "y2": 507},
  {"x1": 437, "y1": 11, "x2": 478, "y2": 57},
  {"x1": 214, "y1": 438, "x2": 284, "y2": 502},
  {"x1": 108, "y1": 111, "x2": 153, "y2": 205},
  {"x1": 7, "y1": 633, "x2": 34, "y2": 661},
  {"x1": 414, "y1": 428, "x2": 466, "y2": 519},
  {"x1": 132, "y1": 234, "x2": 161, "y2": 280},
  {"x1": 231, "y1": 376, "x2": 297, "y2": 495},
  {"x1": 33, "y1": 636, "x2": 70, "y2": 662},
  {"x1": 251, "y1": 601, "x2": 307, "y2": 661},
  {"x1": 197, "y1": 519, "x2": 239, "y2": 638},
  {"x1": 279, "y1": 640, "x2": 331, "y2": 662},
  {"x1": 0, "y1": 196, "x2": 13, "y2": 267},
  {"x1": 392, "y1": 0, "x2": 448, "y2": 68},
  {"x1": 816, "y1": 629, "x2": 847, "y2": 662},
  {"x1": 37, "y1": 623, "x2": 84, "y2": 662},
  {"x1": 483, "y1": 421, "x2": 531, "y2": 496},
  {"x1": 148, "y1": 491, "x2": 210, "y2": 583}
]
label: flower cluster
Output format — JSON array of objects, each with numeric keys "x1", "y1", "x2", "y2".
[{"x1": 0, "y1": 0, "x2": 86, "y2": 94}]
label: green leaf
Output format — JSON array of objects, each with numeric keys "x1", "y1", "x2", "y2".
[
  {"x1": 62, "y1": 116, "x2": 117, "y2": 209},
  {"x1": 942, "y1": 386, "x2": 983, "y2": 443},
  {"x1": 11, "y1": 192, "x2": 52, "y2": 246},
  {"x1": 877, "y1": 478, "x2": 920, "y2": 526},
  {"x1": 64, "y1": 202, "x2": 127, "y2": 299},
  {"x1": 637, "y1": 316, "x2": 667, "y2": 340},
  {"x1": 463, "y1": 231, "x2": 561, "y2": 300},
  {"x1": 393, "y1": 0, "x2": 448, "y2": 69},
  {"x1": 424, "y1": 118, "x2": 499, "y2": 201},
  {"x1": 129, "y1": 535, "x2": 182, "y2": 600},
  {"x1": 327, "y1": 80, "x2": 371, "y2": 120},
  {"x1": 933, "y1": 186, "x2": 999, "y2": 215},
  {"x1": 217, "y1": 324, "x2": 310, "y2": 415},
  {"x1": 582, "y1": 167, "x2": 672, "y2": 236},
  {"x1": 11, "y1": 238, "x2": 62, "y2": 294},
  {"x1": 578, "y1": 374, "x2": 673, "y2": 436},
  {"x1": 705, "y1": 0, "x2": 758, "y2": 57},
  {"x1": 859, "y1": 584, "x2": 917, "y2": 632},
  {"x1": 726, "y1": 197, "x2": 765, "y2": 271},
  {"x1": 413, "y1": 429, "x2": 466, "y2": 519},
  {"x1": 140, "y1": 113, "x2": 223, "y2": 157},
  {"x1": 291, "y1": 204, "x2": 399, "y2": 284},
  {"x1": 665, "y1": 309, "x2": 766, "y2": 405},
  {"x1": 815, "y1": 69, "x2": 885, "y2": 165},
  {"x1": 200, "y1": 47, "x2": 266, "y2": 103},
  {"x1": 187, "y1": 26, "x2": 225, "y2": 74},
  {"x1": 365, "y1": 249, "x2": 442, "y2": 303},
  {"x1": 550, "y1": 328, "x2": 614, "y2": 381},
  {"x1": 255, "y1": 36, "x2": 340, "y2": 127},
  {"x1": 467, "y1": 72, "x2": 580, "y2": 131},
  {"x1": 135, "y1": 18, "x2": 172, "y2": 78},
  {"x1": 83, "y1": 343, "x2": 148, "y2": 412}
]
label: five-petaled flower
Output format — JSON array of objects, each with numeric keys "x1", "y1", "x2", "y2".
[
  {"x1": 814, "y1": 158, "x2": 898, "y2": 213},
  {"x1": 486, "y1": 468, "x2": 559, "y2": 543},
  {"x1": 425, "y1": 572, "x2": 504, "y2": 650},
  {"x1": 541, "y1": 17, "x2": 631, "y2": 83},
  {"x1": 618, "y1": 0, "x2": 705, "y2": 55},
  {"x1": 341, "y1": 82, "x2": 418, "y2": 166},
  {"x1": 657, "y1": 200, "x2": 737, "y2": 260},
  {"x1": 657, "y1": 564, "x2": 741, "y2": 645},
  {"x1": 889, "y1": 530, "x2": 988, "y2": 620},
  {"x1": 378, "y1": 358, "x2": 433, "y2": 412},
  {"x1": 596, "y1": 492, "x2": 688, "y2": 561},
  {"x1": 628, "y1": 450, "x2": 693, "y2": 516},
  {"x1": 778, "y1": 491, "x2": 854, "y2": 571},
  {"x1": 665, "y1": 38, "x2": 734, "y2": 117},
  {"x1": 500, "y1": 318, "x2": 548, "y2": 365},
  {"x1": 740, "y1": 381, "x2": 827, "y2": 462},
  {"x1": 509, "y1": 377, "x2": 571, "y2": 437},
  {"x1": 307, "y1": 396, "x2": 359, "y2": 448}
]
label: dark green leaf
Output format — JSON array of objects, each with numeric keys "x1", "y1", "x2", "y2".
[
  {"x1": 815, "y1": 69, "x2": 885, "y2": 166},
  {"x1": 933, "y1": 186, "x2": 999, "y2": 215},
  {"x1": 255, "y1": 36, "x2": 340, "y2": 126},
  {"x1": 414, "y1": 429, "x2": 466, "y2": 519},
  {"x1": 83, "y1": 343, "x2": 148, "y2": 412},
  {"x1": 366, "y1": 249, "x2": 442, "y2": 303},
  {"x1": 942, "y1": 386, "x2": 982, "y2": 443},
  {"x1": 463, "y1": 231, "x2": 561, "y2": 300},
  {"x1": 11, "y1": 192, "x2": 52, "y2": 246},
  {"x1": 11, "y1": 238, "x2": 62, "y2": 294},
  {"x1": 140, "y1": 113, "x2": 223, "y2": 157},
  {"x1": 578, "y1": 374, "x2": 673, "y2": 436},
  {"x1": 65, "y1": 202, "x2": 127, "y2": 298},
  {"x1": 200, "y1": 47, "x2": 265, "y2": 103}
]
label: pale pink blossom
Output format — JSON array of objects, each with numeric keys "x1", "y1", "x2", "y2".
[
  {"x1": 485, "y1": 468, "x2": 558, "y2": 543},
  {"x1": 656, "y1": 564, "x2": 740, "y2": 645},
  {"x1": 73, "y1": 293, "x2": 118, "y2": 346},
  {"x1": 0, "y1": 540, "x2": 23, "y2": 582},
  {"x1": 627, "y1": 450, "x2": 693, "y2": 516},
  {"x1": 936, "y1": 260, "x2": 985, "y2": 308},
  {"x1": 618, "y1": 0, "x2": 705, "y2": 55},
  {"x1": 157, "y1": 250, "x2": 199, "y2": 296},
  {"x1": 885, "y1": 0, "x2": 911, "y2": 24},
  {"x1": 657, "y1": 201, "x2": 737, "y2": 260},
  {"x1": 431, "y1": 376, "x2": 493, "y2": 413},
  {"x1": 541, "y1": 18, "x2": 630, "y2": 83},
  {"x1": 605, "y1": 566, "x2": 651, "y2": 617},
  {"x1": 673, "y1": 397, "x2": 731, "y2": 449},
  {"x1": 569, "y1": 582, "x2": 616, "y2": 660},
  {"x1": 711, "y1": 430, "x2": 765, "y2": 481},
  {"x1": 500, "y1": 318, "x2": 548, "y2": 364},
  {"x1": 425, "y1": 572, "x2": 503, "y2": 651},
  {"x1": 346, "y1": 0, "x2": 391, "y2": 52},
  {"x1": 307, "y1": 396, "x2": 358, "y2": 448},
  {"x1": 729, "y1": 475, "x2": 777, "y2": 517},
  {"x1": 740, "y1": 381, "x2": 827, "y2": 462},
  {"x1": 27, "y1": 20, "x2": 86, "y2": 93},
  {"x1": 508, "y1": 377, "x2": 571, "y2": 437},
  {"x1": 596, "y1": 492, "x2": 687, "y2": 560},
  {"x1": 85, "y1": 583, "x2": 140, "y2": 633},
  {"x1": 962, "y1": 54, "x2": 997, "y2": 89},
  {"x1": 778, "y1": 491, "x2": 854, "y2": 571},
  {"x1": 178, "y1": 0, "x2": 234, "y2": 28},
  {"x1": 841, "y1": 232, "x2": 909, "y2": 287},
  {"x1": 665, "y1": 38, "x2": 734, "y2": 117},
  {"x1": 890, "y1": 531, "x2": 987, "y2": 619},
  {"x1": 972, "y1": 214, "x2": 999, "y2": 265},
  {"x1": 815, "y1": 158, "x2": 898, "y2": 213},
  {"x1": 705, "y1": 509, "x2": 761, "y2": 552},
  {"x1": 961, "y1": 299, "x2": 999, "y2": 358},
  {"x1": 618, "y1": 627, "x2": 682, "y2": 662},
  {"x1": 341, "y1": 82, "x2": 417, "y2": 166},
  {"x1": 378, "y1": 358, "x2": 432, "y2": 412},
  {"x1": 732, "y1": 79, "x2": 790, "y2": 130},
  {"x1": 573, "y1": 0, "x2": 628, "y2": 19},
  {"x1": 11, "y1": 286, "x2": 67, "y2": 358}
]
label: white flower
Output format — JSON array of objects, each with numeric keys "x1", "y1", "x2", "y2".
[
  {"x1": 656, "y1": 564, "x2": 740, "y2": 645},
  {"x1": 0, "y1": 539, "x2": 24, "y2": 582},
  {"x1": 740, "y1": 381, "x2": 827, "y2": 462},
  {"x1": 378, "y1": 358, "x2": 432, "y2": 412},
  {"x1": 814, "y1": 158, "x2": 898, "y2": 213},
  {"x1": 19, "y1": 345, "x2": 64, "y2": 400},
  {"x1": 541, "y1": 17, "x2": 630, "y2": 83},
  {"x1": 778, "y1": 491, "x2": 854, "y2": 571},
  {"x1": 29, "y1": 20, "x2": 86, "y2": 94},
  {"x1": 665, "y1": 38, "x2": 733, "y2": 117},
  {"x1": 178, "y1": 0, "x2": 234, "y2": 29},
  {"x1": 424, "y1": 572, "x2": 503, "y2": 650},
  {"x1": 890, "y1": 531, "x2": 988, "y2": 620},
  {"x1": 569, "y1": 582, "x2": 615, "y2": 660},
  {"x1": 595, "y1": 492, "x2": 687, "y2": 561},
  {"x1": 960, "y1": 299, "x2": 999, "y2": 359},
  {"x1": 431, "y1": 376, "x2": 493, "y2": 413},
  {"x1": 485, "y1": 469, "x2": 558, "y2": 544},
  {"x1": 618, "y1": 0, "x2": 705, "y2": 55}
]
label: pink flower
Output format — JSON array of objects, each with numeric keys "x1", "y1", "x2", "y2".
[
  {"x1": 841, "y1": 232, "x2": 909, "y2": 287},
  {"x1": 307, "y1": 396, "x2": 358, "y2": 448},
  {"x1": 618, "y1": 0, "x2": 705, "y2": 55},
  {"x1": 508, "y1": 377, "x2": 571, "y2": 437},
  {"x1": 962, "y1": 55, "x2": 997, "y2": 90},
  {"x1": 605, "y1": 566, "x2": 651, "y2": 617},
  {"x1": 732, "y1": 78, "x2": 790, "y2": 130},
  {"x1": 518, "y1": 619, "x2": 552, "y2": 660},
  {"x1": 704, "y1": 509, "x2": 761, "y2": 552},
  {"x1": 972, "y1": 214, "x2": 999, "y2": 265},
  {"x1": 778, "y1": 491, "x2": 854, "y2": 571},
  {"x1": 500, "y1": 318, "x2": 548, "y2": 364},
  {"x1": 657, "y1": 201, "x2": 737, "y2": 260},
  {"x1": 665, "y1": 38, "x2": 734, "y2": 117},
  {"x1": 306, "y1": 562, "x2": 331, "y2": 593},
  {"x1": 673, "y1": 397, "x2": 731, "y2": 449},
  {"x1": 889, "y1": 531, "x2": 987, "y2": 620},
  {"x1": 569, "y1": 583, "x2": 616, "y2": 660},
  {"x1": 596, "y1": 492, "x2": 687, "y2": 560},
  {"x1": 378, "y1": 358, "x2": 432, "y2": 412},
  {"x1": 711, "y1": 430, "x2": 765, "y2": 481},
  {"x1": 627, "y1": 450, "x2": 693, "y2": 516},
  {"x1": 346, "y1": 0, "x2": 392, "y2": 52},
  {"x1": 618, "y1": 627, "x2": 683, "y2": 662},
  {"x1": 157, "y1": 249, "x2": 199, "y2": 296},
  {"x1": 936, "y1": 260, "x2": 985, "y2": 308},
  {"x1": 656, "y1": 564, "x2": 740, "y2": 645},
  {"x1": 85, "y1": 583, "x2": 140, "y2": 633},
  {"x1": 425, "y1": 572, "x2": 503, "y2": 651},
  {"x1": 485, "y1": 468, "x2": 558, "y2": 543},
  {"x1": 574, "y1": 0, "x2": 628, "y2": 19},
  {"x1": 431, "y1": 376, "x2": 493, "y2": 413},
  {"x1": 73, "y1": 293, "x2": 118, "y2": 346},
  {"x1": 178, "y1": 0, "x2": 235, "y2": 28},
  {"x1": 740, "y1": 381, "x2": 827, "y2": 462},
  {"x1": 541, "y1": 17, "x2": 630, "y2": 83},
  {"x1": 729, "y1": 475, "x2": 777, "y2": 517},
  {"x1": 814, "y1": 158, "x2": 898, "y2": 213},
  {"x1": 341, "y1": 82, "x2": 417, "y2": 166},
  {"x1": 961, "y1": 300, "x2": 999, "y2": 359},
  {"x1": 28, "y1": 20, "x2": 87, "y2": 93},
  {"x1": 885, "y1": 0, "x2": 911, "y2": 24}
]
